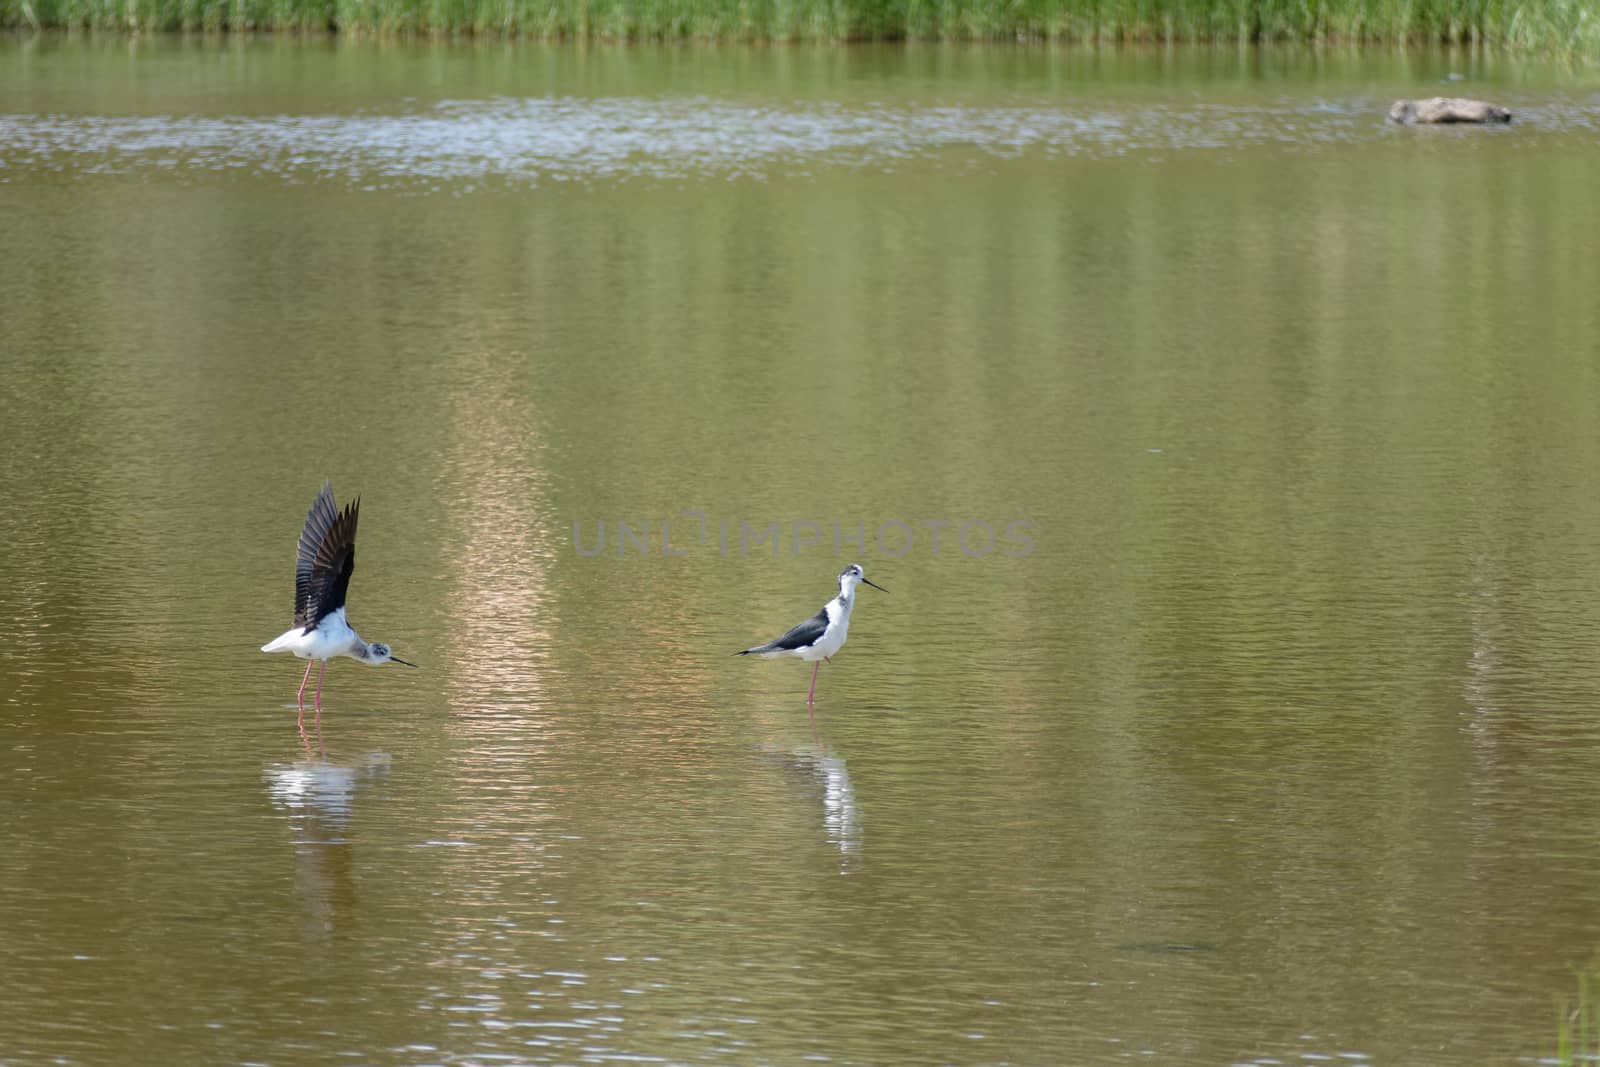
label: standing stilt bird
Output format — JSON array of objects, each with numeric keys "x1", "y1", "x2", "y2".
[
  {"x1": 262, "y1": 482, "x2": 415, "y2": 727},
  {"x1": 736, "y1": 564, "x2": 887, "y2": 723}
]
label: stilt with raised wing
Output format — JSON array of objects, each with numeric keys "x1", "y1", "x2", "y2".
[{"x1": 262, "y1": 482, "x2": 415, "y2": 727}]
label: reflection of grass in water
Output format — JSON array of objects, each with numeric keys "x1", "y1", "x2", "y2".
[
  {"x1": 1556, "y1": 963, "x2": 1600, "y2": 1066},
  {"x1": 6, "y1": 0, "x2": 1600, "y2": 52}
]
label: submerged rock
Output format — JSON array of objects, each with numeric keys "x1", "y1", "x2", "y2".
[{"x1": 1388, "y1": 98, "x2": 1512, "y2": 125}]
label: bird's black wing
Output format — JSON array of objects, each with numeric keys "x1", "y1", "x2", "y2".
[
  {"x1": 292, "y1": 482, "x2": 360, "y2": 631},
  {"x1": 740, "y1": 606, "x2": 829, "y2": 655}
]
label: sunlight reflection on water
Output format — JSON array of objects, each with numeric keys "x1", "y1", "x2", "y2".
[{"x1": 7, "y1": 94, "x2": 1591, "y2": 187}]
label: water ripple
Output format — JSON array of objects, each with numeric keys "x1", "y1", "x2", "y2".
[{"x1": 8, "y1": 94, "x2": 1592, "y2": 187}]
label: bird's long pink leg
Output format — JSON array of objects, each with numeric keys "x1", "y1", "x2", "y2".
[
  {"x1": 297, "y1": 660, "x2": 315, "y2": 707},
  {"x1": 807, "y1": 662, "x2": 821, "y2": 732},
  {"x1": 313, "y1": 660, "x2": 327, "y2": 726},
  {"x1": 297, "y1": 660, "x2": 315, "y2": 727}
]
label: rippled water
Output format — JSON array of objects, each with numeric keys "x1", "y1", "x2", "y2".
[
  {"x1": 6, "y1": 35, "x2": 1600, "y2": 1067},
  {"x1": 7, "y1": 93, "x2": 1600, "y2": 188}
]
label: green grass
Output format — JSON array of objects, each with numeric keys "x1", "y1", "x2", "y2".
[
  {"x1": 3, "y1": 0, "x2": 1597, "y2": 51},
  {"x1": 1557, "y1": 962, "x2": 1600, "y2": 1066}
]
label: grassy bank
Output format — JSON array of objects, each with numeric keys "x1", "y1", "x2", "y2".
[{"x1": 3, "y1": 0, "x2": 1597, "y2": 51}]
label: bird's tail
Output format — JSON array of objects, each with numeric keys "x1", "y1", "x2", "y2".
[{"x1": 261, "y1": 629, "x2": 298, "y2": 653}]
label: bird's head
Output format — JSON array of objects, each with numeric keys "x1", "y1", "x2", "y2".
[
  {"x1": 364, "y1": 643, "x2": 417, "y2": 667},
  {"x1": 838, "y1": 563, "x2": 888, "y2": 596}
]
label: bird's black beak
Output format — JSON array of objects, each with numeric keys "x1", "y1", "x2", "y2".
[
  {"x1": 863, "y1": 578, "x2": 888, "y2": 593},
  {"x1": 391, "y1": 656, "x2": 419, "y2": 667}
]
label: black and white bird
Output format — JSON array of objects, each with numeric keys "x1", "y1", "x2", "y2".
[
  {"x1": 262, "y1": 482, "x2": 415, "y2": 726},
  {"x1": 737, "y1": 564, "x2": 887, "y2": 716}
]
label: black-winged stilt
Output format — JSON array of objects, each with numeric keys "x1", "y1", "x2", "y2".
[
  {"x1": 736, "y1": 564, "x2": 887, "y2": 720},
  {"x1": 262, "y1": 482, "x2": 415, "y2": 727}
]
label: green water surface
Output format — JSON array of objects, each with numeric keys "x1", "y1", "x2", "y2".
[{"x1": 4, "y1": 36, "x2": 1600, "y2": 1066}]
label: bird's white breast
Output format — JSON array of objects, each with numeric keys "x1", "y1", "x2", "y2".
[{"x1": 800, "y1": 596, "x2": 851, "y2": 662}]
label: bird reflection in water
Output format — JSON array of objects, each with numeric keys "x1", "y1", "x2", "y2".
[
  {"x1": 762, "y1": 743, "x2": 863, "y2": 866},
  {"x1": 263, "y1": 751, "x2": 392, "y2": 938}
]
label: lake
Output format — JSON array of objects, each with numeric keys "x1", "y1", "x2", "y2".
[{"x1": 5, "y1": 35, "x2": 1600, "y2": 1066}]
